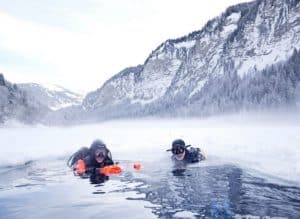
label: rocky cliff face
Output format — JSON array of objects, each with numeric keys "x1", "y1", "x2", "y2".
[
  {"x1": 81, "y1": 0, "x2": 300, "y2": 120},
  {"x1": 0, "y1": 74, "x2": 49, "y2": 124}
]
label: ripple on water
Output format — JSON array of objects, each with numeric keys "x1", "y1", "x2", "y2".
[{"x1": 0, "y1": 159, "x2": 299, "y2": 219}]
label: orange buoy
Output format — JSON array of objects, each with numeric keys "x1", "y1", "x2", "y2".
[
  {"x1": 100, "y1": 165, "x2": 122, "y2": 175},
  {"x1": 133, "y1": 163, "x2": 141, "y2": 170}
]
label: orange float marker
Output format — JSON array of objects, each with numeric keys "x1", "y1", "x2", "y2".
[
  {"x1": 133, "y1": 163, "x2": 141, "y2": 170},
  {"x1": 100, "y1": 165, "x2": 122, "y2": 175}
]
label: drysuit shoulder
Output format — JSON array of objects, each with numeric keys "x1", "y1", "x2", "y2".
[
  {"x1": 185, "y1": 147, "x2": 206, "y2": 163},
  {"x1": 67, "y1": 146, "x2": 89, "y2": 168}
]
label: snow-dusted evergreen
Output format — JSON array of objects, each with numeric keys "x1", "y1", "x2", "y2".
[
  {"x1": 79, "y1": 0, "x2": 300, "y2": 121},
  {"x1": 18, "y1": 83, "x2": 84, "y2": 111},
  {"x1": 0, "y1": 74, "x2": 49, "y2": 124}
]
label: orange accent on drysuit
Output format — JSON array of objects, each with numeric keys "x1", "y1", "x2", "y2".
[
  {"x1": 99, "y1": 165, "x2": 122, "y2": 175},
  {"x1": 75, "y1": 159, "x2": 86, "y2": 175}
]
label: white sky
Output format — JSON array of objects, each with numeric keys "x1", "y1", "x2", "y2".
[{"x1": 0, "y1": 0, "x2": 248, "y2": 93}]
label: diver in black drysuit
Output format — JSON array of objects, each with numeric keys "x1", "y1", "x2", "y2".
[
  {"x1": 167, "y1": 139, "x2": 206, "y2": 176},
  {"x1": 168, "y1": 139, "x2": 206, "y2": 163},
  {"x1": 67, "y1": 139, "x2": 114, "y2": 183}
]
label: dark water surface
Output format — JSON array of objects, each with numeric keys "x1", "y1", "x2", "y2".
[{"x1": 0, "y1": 158, "x2": 299, "y2": 219}]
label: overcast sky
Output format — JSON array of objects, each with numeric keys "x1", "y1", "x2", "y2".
[{"x1": 0, "y1": 0, "x2": 248, "y2": 93}]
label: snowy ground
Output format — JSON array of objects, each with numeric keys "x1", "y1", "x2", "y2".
[{"x1": 1, "y1": 114, "x2": 300, "y2": 184}]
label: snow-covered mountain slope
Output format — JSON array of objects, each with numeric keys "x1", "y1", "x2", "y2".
[
  {"x1": 0, "y1": 74, "x2": 49, "y2": 124},
  {"x1": 83, "y1": 66, "x2": 143, "y2": 110},
  {"x1": 18, "y1": 83, "x2": 84, "y2": 111},
  {"x1": 81, "y1": 0, "x2": 300, "y2": 119}
]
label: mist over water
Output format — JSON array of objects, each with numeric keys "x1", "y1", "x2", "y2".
[{"x1": 1, "y1": 113, "x2": 300, "y2": 184}]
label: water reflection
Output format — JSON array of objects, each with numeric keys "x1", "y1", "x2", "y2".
[
  {"x1": 119, "y1": 165, "x2": 300, "y2": 219},
  {"x1": 1, "y1": 159, "x2": 299, "y2": 219},
  {"x1": 89, "y1": 173, "x2": 109, "y2": 184},
  {"x1": 171, "y1": 168, "x2": 186, "y2": 177}
]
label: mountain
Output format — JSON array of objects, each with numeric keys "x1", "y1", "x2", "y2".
[
  {"x1": 18, "y1": 83, "x2": 84, "y2": 111},
  {"x1": 80, "y1": 0, "x2": 300, "y2": 120},
  {"x1": 4, "y1": 0, "x2": 299, "y2": 125},
  {"x1": 0, "y1": 74, "x2": 49, "y2": 124}
]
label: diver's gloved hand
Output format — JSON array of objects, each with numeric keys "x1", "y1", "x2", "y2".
[{"x1": 75, "y1": 159, "x2": 86, "y2": 175}]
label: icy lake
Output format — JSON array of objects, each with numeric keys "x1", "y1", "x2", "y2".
[{"x1": 0, "y1": 114, "x2": 300, "y2": 218}]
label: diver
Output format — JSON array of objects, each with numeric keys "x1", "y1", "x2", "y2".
[
  {"x1": 167, "y1": 139, "x2": 206, "y2": 163},
  {"x1": 67, "y1": 139, "x2": 114, "y2": 177}
]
